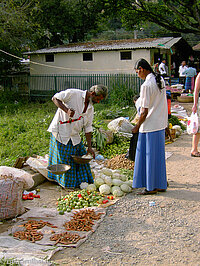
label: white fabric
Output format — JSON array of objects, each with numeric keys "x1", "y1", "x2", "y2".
[
  {"x1": 139, "y1": 73, "x2": 168, "y2": 133},
  {"x1": 179, "y1": 65, "x2": 188, "y2": 77},
  {"x1": 159, "y1": 62, "x2": 167, "y2": 75},
  {"x1": 135, "y1": 97, "x2": 141, "y2": 114},
  {"x1": 47, "y1": 89, "x2": 94, "y2": 145}
]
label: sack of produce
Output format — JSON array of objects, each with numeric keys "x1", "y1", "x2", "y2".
[
  {"x1": 0, "y1": 166, "x2": 34, "y2": 220},
  {"x1": 108, "y1": 117, "x2": 134, "y2": 134}
]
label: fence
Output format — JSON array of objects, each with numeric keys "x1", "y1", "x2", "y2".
[{"x1": 0, "y1": 74, "x2": 143, "y2": 98}]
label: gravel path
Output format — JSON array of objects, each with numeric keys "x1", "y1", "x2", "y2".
[{"x1": 51, "y1": 132, "x2": 200, "y2": 265}]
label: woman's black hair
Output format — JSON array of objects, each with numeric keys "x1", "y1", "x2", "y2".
[{"x1": 135, "y1": 58, "x2": 164, "y2": 91}]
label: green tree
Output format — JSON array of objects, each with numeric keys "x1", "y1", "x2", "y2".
[
  {"x1": 104, "y1": 0, "x2": 200, "y2": 35},
  {"x1": 34, "y1": 0, "x2": 106, "y2": 46},
  {"x1": 0, "y1": 0, "x2": 42, "y2": 75}
]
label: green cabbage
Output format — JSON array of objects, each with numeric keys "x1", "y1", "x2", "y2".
[
  {"x1": 101, "y1": 168, "x2": 113, "y2": 177},
  {"x1": 120, "y1": 183, "x2": 132, "y2": 193},
  {"x1": 112, "y1": 179, "x2": 123, "y2": 186},
  {"x1": 87, "y1": 184, "x2": 97, "y2": 192},
  {"x1": 94, "y1": 177, "x2": 104, "y2": 188},
  {"x1": 99, "y1": 184, "x2": 111, "y2": 195}
]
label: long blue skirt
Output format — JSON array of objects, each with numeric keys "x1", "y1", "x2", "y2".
[
  {"x1": 47, "y1": 134, "x2": 93, "y2": 188},
  {"x1": 132, "y1": 129, "x2": 167, "y2": 191}
]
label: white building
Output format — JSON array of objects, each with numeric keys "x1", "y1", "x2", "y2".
[{"x1": 26, "y1": 37, "x2": 192, "y2": 76}]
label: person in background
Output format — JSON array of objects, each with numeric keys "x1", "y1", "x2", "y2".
[
  {"x1": 182, "y1": 62, "x2": 197, "y2": 92},
  {"x1": 171, "y1": 61, "x2": 176, "y2": 77},
  {"x1": 191, "y1": 73, "x2": 200, "y2": 157},
  {"x1": 153, "y1": 62, "x2": 160, "y2": 74},
  {"x1": 165, "y1": 91, "x2": 174, "y2": 142},
  {"x1": 131, "y1": 94, "x2": 141, "y2": 124},
  {"x1": 126, "y1": 94, "x2": 141, "y2": 161},
  {"x1": 132, "y1": 58, "x2": 168, "y2": 195},
  {"x1": 179, "y1": 61, "x2": 188, "y2": 86},
  {"x1": 47, "y1": 84, "x2": 108, "y2": 188},
  {"x1": 159, "y1": 59, "x2": 169, "y2": 85},
  {"x1": 159, "y1": 59, "x2": 168, "y2": 77}
]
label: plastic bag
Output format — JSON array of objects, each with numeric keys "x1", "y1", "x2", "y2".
[{"x1": 187, "y1": 112, "x2": 199, "y2": 135}]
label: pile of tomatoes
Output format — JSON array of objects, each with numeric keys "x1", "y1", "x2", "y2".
[{"x1": 22, "y1": 192, "x2": 40, "y2": 200}]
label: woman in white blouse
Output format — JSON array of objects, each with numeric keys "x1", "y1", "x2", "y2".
[{"x1": 132, "y1": 59, "x2": 168, "y2": 195}]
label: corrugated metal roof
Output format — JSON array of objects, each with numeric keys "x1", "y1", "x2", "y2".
[{"x1": 26, "y1": 37, "x2": 182, "y2": 55}]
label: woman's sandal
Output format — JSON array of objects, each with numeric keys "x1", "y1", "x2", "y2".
[
  {"x1": 156, "y1": 189, "x2": 166, "y2": 192},
  {"x1": 137, "y1": 189, "x2": 157, "y2": 195},
  {"x1": 191, "y1": 152, "x2": 200, "y2": 157}
]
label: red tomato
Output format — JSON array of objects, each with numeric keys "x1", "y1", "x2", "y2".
[
  {"x1": 35, "y1": 195, "x2": 40, "y2": 198},
  {"x1": 22, "y1": 195, "x2": 28, "y2": 200},
  {"x1": 27, "y1": 196, "x2": 34, "y2": 200},
  {"x1": 102, "y1": 200, "x2": 108, "y2": 204},
  {"x1": 28, "y1": 192, "x2": 34, "y2": 197}
]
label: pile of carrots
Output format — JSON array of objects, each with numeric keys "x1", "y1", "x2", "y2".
[{"x1": 64, "y1": 209, "x2": 103, "y2": 232}]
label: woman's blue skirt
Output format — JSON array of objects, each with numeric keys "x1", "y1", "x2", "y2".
[
  {"x1": 132, "y1": 129, "x2": 167, "y2": 191},
  {"x1": 47, "y1": 134, "x2": 93, "y2": 188}
]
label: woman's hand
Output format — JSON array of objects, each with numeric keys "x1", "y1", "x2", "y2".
[
  {"x1": 132, "y1": 124, "x2": 139, "y2": 134},
  {"x1": 192, "y1": 104, "x2": 197, "y2": 114},
  {"x1": 87, "y1": 147, "x2": 95, "y2": 159}
]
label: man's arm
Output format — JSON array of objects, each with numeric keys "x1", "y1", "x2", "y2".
[
  {"x1": 52, "y1": 97, "x2": 75, "y2": 117},
  {"x1": 85, "y1": 132, "x2": 95, "y2": 158}
]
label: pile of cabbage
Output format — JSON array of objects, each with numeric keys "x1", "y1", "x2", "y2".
[{"x1": 80, "y1": 168, "x2": 133, "y2": 197}]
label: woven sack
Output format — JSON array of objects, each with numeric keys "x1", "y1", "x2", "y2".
[{"x1": 0, "y1": 166, "x2": 34, "y2": 220}]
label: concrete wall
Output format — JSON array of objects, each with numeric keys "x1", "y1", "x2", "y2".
[{"x1": 30, "y1": 49, "x2": 151, "y2": 75}]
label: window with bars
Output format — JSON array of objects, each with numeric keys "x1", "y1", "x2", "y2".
[
  {"x1": 83, "y1": 53, "x2": 93, "y2": 61},
  {"x1": 120, "y1": 51, "x2": 132, "y2": 60}
]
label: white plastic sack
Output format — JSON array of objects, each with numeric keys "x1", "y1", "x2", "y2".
[
  {"x1": 187, "y1": 113, "x2": 199, "y2": 135},
  {"x1": 108, "y1": 117, "x2": 134, "y2": 134},
  {"x1": 26, "y1": 157, "x2": 48, "y2": 178}
]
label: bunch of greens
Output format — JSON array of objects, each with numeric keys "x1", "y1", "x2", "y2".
[{"x1": 168, "y1": 115, "x2": 186, "y2": 131}]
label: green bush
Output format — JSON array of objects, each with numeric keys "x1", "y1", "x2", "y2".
[
  {"x1": 94, "y1": 104, "x2": 137, "y2": 121},
  {"x1": 107, "y1": 83, "x2": 138, "y2": 107}
]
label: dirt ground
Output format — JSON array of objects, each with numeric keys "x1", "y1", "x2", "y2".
[{"x1": 1, "y1": 102, "x2": 200, "y2": 265}]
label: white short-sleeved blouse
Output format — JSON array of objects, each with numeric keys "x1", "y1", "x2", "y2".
[{"x1": 139, "y1": 73, "x2": 168, "y2": 133}]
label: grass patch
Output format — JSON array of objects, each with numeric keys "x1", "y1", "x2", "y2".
[
  {"x1": 0, "y1": 96, "x2": 135, "y2": 166},
  {"x1": 0, "y1": 100, "x2": 56, "y2": 166},
  {"x1": 0, "y1": 257, "x2": 21, "y2": 265}
]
